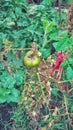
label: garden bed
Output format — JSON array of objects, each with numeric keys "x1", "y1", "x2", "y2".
[{"x1": 0, "y1": 0, "x2": 73, "y2": 130}]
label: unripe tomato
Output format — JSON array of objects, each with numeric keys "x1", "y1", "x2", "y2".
[{"x1": 23, "y1": 51, "x2": 41, "y2": 67}]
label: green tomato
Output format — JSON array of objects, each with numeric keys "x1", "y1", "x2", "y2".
[{"x1": 23, "y1": 51, "x2": 41, "y2": 67}]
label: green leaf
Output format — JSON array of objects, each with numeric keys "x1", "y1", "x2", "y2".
[
  {"x1": 70, "y1": 105, "x2": 73, "y2": 112},
  {"x1": 53, "y1": 32, "x2": 72, "y2": 51},
  {"x1": 1, "y1": 75, "x2": 16, "y2": 89},
  {"x1": 15, "y1": 7, "x2": 22, "y2": 17},
  {"x1": 7, "y1": 88, "x2": 20, "y2": 103},
  {"x1": 0, "y1": 62, "x2": 5, "y2": 70},
  {"x1": 0, "y1": 87, "x2": 10, "y2": 103},
  {"x1": 67, "y1": 0, "x2": 73, "y2": 4},
  {"x1": 42, "y1": 20, "x2": 56, "y2": 33},
  {"x1": 42, "y1": 0, "x2": 52, "y2": 6},
  {"x1": 0, "y1": 95, "x2": 6, "y2": 103},
  {"x1": 54, "y1": 123, "x2": 64, "y2": 130},
  {"x1": 13, "y1": 71, "x2": 24, "y2": 86},
  {"x1": 49, "y1": 32, "x2": 58, "y2": 40},
  {"x1": 52, "y1": 88, "x2": 58, "y2": 96},
  {"x1": 40, "y1": 48, "x2": 50, "y2": 59},
  {"x1": 66, "y1": 67, "x2": 73, "y2": 80},
  {"x1": 68, "y1": 57, "x2": 73, "y2": 65},
  {"x1": 0, "y1": 87, "x2": 10, "y2": 96}
]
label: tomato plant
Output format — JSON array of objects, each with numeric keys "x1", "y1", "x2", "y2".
[{"x1": 0, "y1": 0, "x2": 73, "y2": 130}]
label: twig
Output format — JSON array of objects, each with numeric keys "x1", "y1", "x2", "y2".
[
  {"x1": 58, "y1": 0, "x2": 62, "y2": 27},
  {"x1": 58, "y1": 79, "x2": 73, "y2": 83},
  {"x1": 68, "y1": 88, "x2": 73, "y2": 93},
  {"x1": 63, "y1": 95, "x2": 73, "y2": 127},
  {"x1": 4, "y1": 48, "x2": 31, "y2": 52},
  {"x1": 2, "y1": 60, "x2": 12, "y2": 76},
  {"x1": 37, "y1": 72, "x2": 45, "y2": 97}
]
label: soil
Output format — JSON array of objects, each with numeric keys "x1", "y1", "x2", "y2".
[{"x1": 0, "y1": 103, "x2": 14, "y2": 130}]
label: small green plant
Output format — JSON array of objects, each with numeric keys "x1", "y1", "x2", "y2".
[{"x1": 0, "y1": 61, "x2": 26, "y2": 103}]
